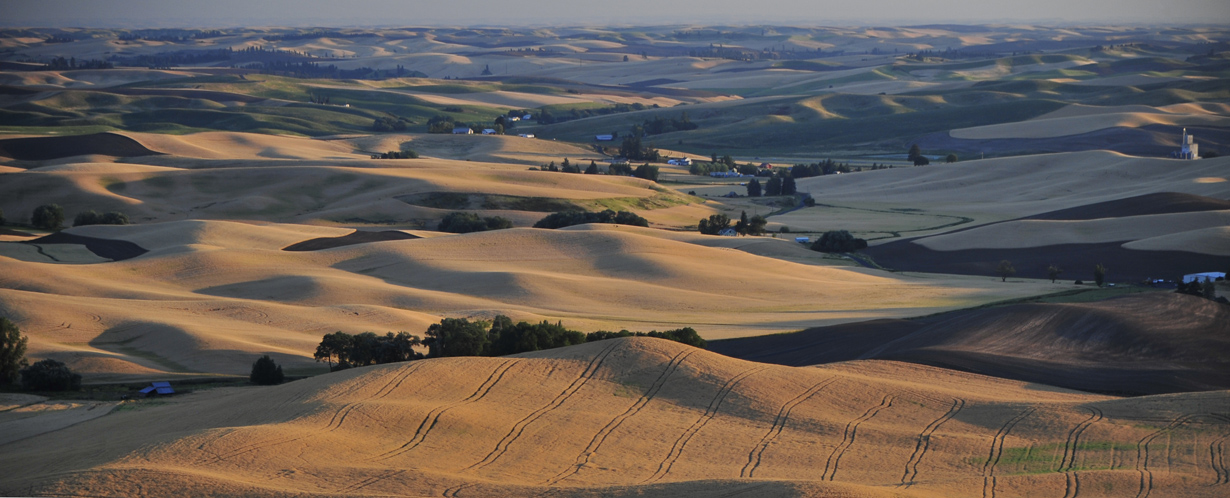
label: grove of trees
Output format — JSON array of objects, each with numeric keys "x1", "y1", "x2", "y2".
[
  {"x1": 249, "y1": 355, "x2": 285, "y2": 385},
  {"x1": 810, "y1": 230, "x2": 868, "y2": 253},
  {"x1": 533, "y1": 210, "x2": 648, "y2": 229},
  {"x1": 1, "y1": 317, "x2": 28, "y2": 386},
  {"x1": 73, "y1": 210, "x2": 130, "y2": 227},
  {"x1": 697, "y1": 214, "x2": 731, "y2": 235},
  {"x1": 32, "y1": 204, "x2": 64, "y2": 230},
  {"x1": 437, "y1": 212, "x2": 514, "y2": 233}
]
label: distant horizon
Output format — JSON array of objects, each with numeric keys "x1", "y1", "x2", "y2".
[{"x1": 1, "y1": 0, "x2": 1227, "y2": 29}]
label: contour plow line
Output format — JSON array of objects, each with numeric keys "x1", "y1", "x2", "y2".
[
  {"x1": 1060, "y1": 406, "x2": 1103, "y2": 498},
  {"x1": 643, "y1": 366, "x2": 768, "y2": 484},
  {"x1": 981, "y1": 407, "x2": 1036, "y2": 498},
  {"x1": 375, "y1": 359, "x2": 518, "y2": 462},
  {"x1": 741, "y1": 377, "x2": 839, "y2": 479},
  {"x1": 1211, "y1": 432, "x2": 1229, "y2": 486},
  {"x1": 900, "y1": 397, "x2": 966, "y2": 487},
  {"x1": 465, "y1": 342, "x2": 622, "y2": 472},
  {"x1": 822, "y1": 394, "x2": 896, "y2": 482},
  {"x1": 545, "y1": 348, "x2": 696, "y2": 486}
]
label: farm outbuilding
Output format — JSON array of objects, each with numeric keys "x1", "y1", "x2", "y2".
[
  {"x1": 453, "y1": 127, "x2": 473, "y2": 135},
  {"x1": 139, "y1": 381, "x2": 175, "y2": 397},
  {"x1": 595, "y1": 134, "x2": 614, "y2": 141}
]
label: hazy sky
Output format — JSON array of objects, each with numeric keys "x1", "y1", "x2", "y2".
[{"x1": 1, "y1": 0, "x2": 1227, "y2": 27}]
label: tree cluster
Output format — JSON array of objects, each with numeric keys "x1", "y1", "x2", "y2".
[
  {"x1": 20, "y1": 359, "x2": 81, "y2": 391},
  {"x1": 908, "y1": 144, "x2": 930, "y2": 166},
  {"x1": 1, "y1": 317, "x2": 28, "y2": 386},
  {"x1": 427, "y1": 115, "x2": 469, "y2": 134},
  {"x1": 249, "y1": 355, "x2": 285, "y2": 385},
  {"x1": 533, "y1": 210, "x2": 648, "y2": 229},
  {"x1": 790, "y1": 159, "x2": 852, "y2": 178},
  {"x1": 372, "y1": 149, "x2": 418, "y2": 159},
  {"x1": 810, "y1": 230, "x2": 867, "y2": 253},
  {"x1": 437, "y1": 212, "x2": 514, "y2": 233},
  {"x1": 697, "y1": 214, "x2": 731, "y2": 235},
  {"x1": 640, "y1": 113, "x2": 698, "y2": 135},
  {"x1": 1177, "y1": 278, "x2": 1221, "y2": 302},
  {"x1": 313, "y1": 331, "x2": 424, "y2": 371},
  {"x1": 372, "y1": 116, "x2": 410, "y2": 132},
  {"x1": 32, "y1": 204, "x2": 65, "y2": 230},
  {"x1": 731, "y1": 210, "x2": 768, "y2": 236},
  {"x1": 585, "y1": 328, "x2": 706, "y2": 348},
  {"x1": 534, "y1": 102, "x2": 653, "y2": 125},
  {"x1": 73, "y1": 210, "x2": 129, "y2": 227},
  {"x1": 618, "y1": 135, "x2": 660, "y2": 162}
]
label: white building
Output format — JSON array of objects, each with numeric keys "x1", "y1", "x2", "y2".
[
  {"x1": 518, "y1": 133, "x2": 535, "y2": 138},
  {"x1": 1174, "y1": 128, "x2": 1200, "y2": 160},
  {"x1": 667, "y1": 158, "x2": 693, "y2": 166},
  {"x1": 595, "y1": 134, "x2": 614, "y2": 141},
  {"x1": 1183, "y1": 272, "x2": 1225, "y2": 283},
  {"x1": 453, "y1": 127, "x2": 473, "y2": 135}
]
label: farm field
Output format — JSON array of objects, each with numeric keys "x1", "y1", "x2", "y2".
[{"x1": 1, "y1": 21, "x2": 1228, "y2": 498}]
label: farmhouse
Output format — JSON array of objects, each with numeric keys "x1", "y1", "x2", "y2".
[
  {"x1": 481, "y1": 129, "x2": 497, "y2": 135},
  {"x1": 667, "y1": 157, "x2": 692, "y2": 166},
  {"x1": 453, "y1": 127, "x2": 473, "y2": 135}
]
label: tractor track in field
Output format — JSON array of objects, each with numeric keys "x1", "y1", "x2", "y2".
[
  {"x1": 981, "y1": 407, "x2": 1035, "y2": 498},
  {"x1": 1060, "y1": 406, "x2": 1103, "y2": 498},
  {"x1": 375, "y1": 360, "x2": 517, "y2": 462},
  {"x1": 901, "y1": 397, "x2": 965, "y2": 487},
  {"x1": 742, "y1": 377, "x2": 838, "y2": 479},
  {"x1": 642, "y1": 366, "x2": 767, "y2": 484},
  {"x1": 464, "y1": 343, "x2": 621, "y2": 472},
  {"x1": 822, "y1": 394, "x2": 895, "y2": 481},
  {"x1": 545, "y1": 348, "x2": 695, "y2": 485}
]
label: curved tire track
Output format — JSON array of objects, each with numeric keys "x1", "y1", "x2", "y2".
[
  {"x1": 981, "y1": 407, "x2": 1035, "y2": 498},
  {"x1": 1134, "y1": 413, "x2": 1211, "y2": 498},
  {"x1": 465, "y1": 343, "x2": 621, "y2": 472},
  {"x1": 822, "y1": 394, "x2": 895, "y2": 481},
  {"x1": 741, "y1": 377, "x2": 838, "y2": 479},
  {"x1": 376, "y1": 359, "x2": 517, "y2": 461},
  {"x1": 900, "y1": 397, "x2": 965, "y2": 487},
  {"x1": 1060, "y1": 406, "x2": 1103, "y2": 498},
  {"x1": 642, "y1": 366, "x2": 767, "y2": 484},
  {"x1": 546, "y1": 348, "x2": 695, "y2": 485}
]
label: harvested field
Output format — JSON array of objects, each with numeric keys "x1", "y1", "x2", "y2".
[
  {"x1": 2, "y1": 338, "x2": 1227, "y2": 498},
  {"x1": 1023, "y1": 192, "x2": 1230, "y2": 221},
  {"x1": 283, "y1": 229, "x2": 419, "y2": 251},
  {"x1": 0, "y1": 132, "x2": 162, "y2": 161},
  {"x1": 711, "y1": 292, "x2": 1230, "y2": 395}
]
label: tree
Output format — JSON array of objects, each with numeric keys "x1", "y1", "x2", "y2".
[
  {"x1": 1047, "y1": 265, "x2": 1063, "y2": 283},
  {"x1": 32, "y1": 204, "x2": 64, "y2": 230},
  {"x1": 781, "y1": 176, "x2": 797, "y2": 195},
  {"x1": 424, "y1": 318, "x2": 490, "y2": 357},
  {"x1": 698, "y1": 214, "x2": 731, "y2": 235},
  {"x1": 0, "y1": 207, "x2": 6, "y2": 226},
  {"x1": 314, "y1": 331, "x2": 353, "y2": 371},
  {"x1": 74, "y1": 210, "x2": 130, "y2": 227},
  {"x1": 997, "y1": 260, "x2": 1016, "y2": 282},
  {"x1": 913, "y1": 155, "x2": 930, "y2": 166},
  {"x1": 746, "y1": 178, "x2": 762, "y2": 197},
  {"x1": 249, "y1": 355, "x2": 285, "y2": 385},
  {"x1": 810, "y1": 230, "x2": 867, "y2": 253},
  {"x1": 1, "y1": 317, "x2": 28, "y2": 386},
  {"x1": 747, "y1": 215, "x2": 767, "y2": 235},
  {"x1": 765, "y1": 176, "x2": 782, "y2": 196},
  {"x1": 907, "y1": 144, "x2": 922, "y2": 162},
  {"x1": 735, "y1": 211, "x2": 750, "y2": 235},
  {"x1": 634, "y1": 164, "x2": 660, "y2": 182},
  {"x1": 585, "y1": 161, "x2": 598, "y2": 175},
  {"x1": 20, "y1": 358, "x2": 80, "y2": 391},
  {"x1": 1094, "y1": 263, "x2": 1107, "y2": 287},
  {"x1": 945, "y1": 153, "x2": 958, "y2": 163}
]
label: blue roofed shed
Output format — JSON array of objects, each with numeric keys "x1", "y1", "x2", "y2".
[{"x1": 140, "y1": 381, "x2": 175, "y2": 396}]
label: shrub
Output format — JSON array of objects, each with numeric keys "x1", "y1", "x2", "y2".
[
  {"x1": 249, "y1": 355, "x2": 285, "y2": 385},
  {"x1": 1, "y1": 317, "x2": 28, "y2": 386},
  {"x1": 697, "y1": 214, "x2": 731, "y2": 235},
  {"x1": 1074, "y1": 280, "x2": 1084, "y2": 285},
  {"x1": 810, "y1": 230, "x2": 868, "y2": 253},
  {"x1": 74, "y1": 210, "x2": 130, "y2": 227},
  {"x1": 437, "y1": 212, "x2": 514, "y2": 233},
  {"x1": 533, "y1": 210, "x2": 647, "y2": 229},
  {"x1": 32, "y1": 204, "x2": 64, "y2": 230},
  {"x1": 20, "y1": 358, "x2": 80, "y2": 391}
]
